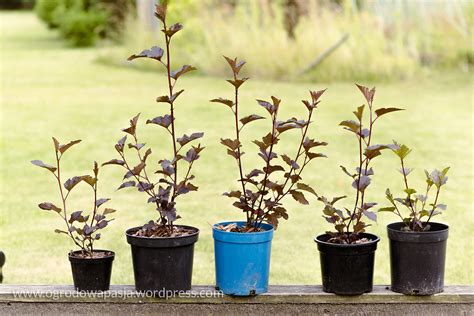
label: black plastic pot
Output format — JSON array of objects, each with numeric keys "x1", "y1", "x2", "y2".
[
  {"x1": 126, "y1": 225, "x2": 199, "y2": 292},
  {"x1": 315, "y1": 233, "x2": 379, "y2": 295},
  {"x1": 68, "y1": 250, "x2": 114, "y2": 291},
  {"x1": 387, "y1": 222, "x2": 449, "y2": 295}
]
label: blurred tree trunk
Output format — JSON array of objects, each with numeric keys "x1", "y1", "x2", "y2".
[{"x1": 283, "y1": 0, "x2": 308, "y2": 39}]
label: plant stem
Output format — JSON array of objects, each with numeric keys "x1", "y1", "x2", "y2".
[
  {"x1": 163, "y1": 20, "x2": 179, "y2": 204},
  {"x1": 346, "y1": 118, "x2": 364, "y2": 234},
  {"x1": 54, "y1": 151, "x2": 83, "y2": 250},
  {"x1": 426, "y1": 186, "x2": 440, "y2": 224},
  {"x1": 232, "y1": 80, "x2": 249, "y2": 224},
  {"x1": 255, "y1": 111, "x2": 278, "y2": 225}
]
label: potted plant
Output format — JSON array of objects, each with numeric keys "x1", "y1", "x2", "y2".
[
  {"x1": 379, "y1": 142, "x2": 449, "y2": 295},
  {"x1": 211, "y1": 56, "x2": 327, "y2": 296},
  {"x1": 31, "y1": 138, "x2": 116, "y2": 291},
  {"x1": 104, "y1": 2, "x2": 204, "y2": 292},
  {"x1": 315, "y1": 85, "x2": 403, "y2": 295}
]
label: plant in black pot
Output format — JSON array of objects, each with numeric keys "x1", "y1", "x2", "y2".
[
  {"x1": 211, "y1": 56, "x2": 327, "y2": 296},
  {"x1": 314, "y1": 85, "x2": 403, "y2": 295},
  {"x1": 32, "y1": 138, "x2": 116, "y2": 291},
  {"x1": 104, "y1": 2, "x2": 203, "y2": 293},
  {"x1": 379, "y1": 142, "x2": 450, "y2": 295}
]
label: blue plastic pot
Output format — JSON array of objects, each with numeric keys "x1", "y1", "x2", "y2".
[{"x1": 213, "y1": 221, "x2": 274, "y2": 296}]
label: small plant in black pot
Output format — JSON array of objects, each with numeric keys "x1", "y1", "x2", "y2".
[
  {"x1": 314, "y1": 85, "x2": 403, "y2": 295},
  {"x1": 32, "y1": 138, "x2": 116, "y2": 291},
  {"x1": 104, "y1": 2, "x2": 203, "y2": 293},
  {"x1": 379, "y1": 142, "x2": 450, "y2": 295},
  {"x1": 211, "y1": 56, "x2": 327, "y2": 296}
]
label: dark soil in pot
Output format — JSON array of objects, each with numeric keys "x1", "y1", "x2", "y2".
[
  {"x1": 387, "y1": 222, "x2": 449, "y2": 295},
  {"x1": 69, "y1": 250, "x2": 114, "y2": 291},
  {"x1": 315, "y1": 233, "x2": 379, "y2": 295},
  {"x1": 126, "y1": 225, "x2": 199, "y2": 293}
]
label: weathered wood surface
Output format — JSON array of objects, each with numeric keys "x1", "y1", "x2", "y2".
[
  {"x1": 0, "y1": 285, "x2": 472, "y2": 315},
  {"x1": 0, "y1": 285, "x2": 472, "y2": 304}
]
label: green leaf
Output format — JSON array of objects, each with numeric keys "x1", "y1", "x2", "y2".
[
  {"x1": 392, "y1": 143, "x2": 411, "y2": 159},
  {"x1": 378, "y1": 207, "x2": 396, "y2": 212},
  {"x1": 404, "y1": 188, "x2": 417, "y2": 195},
  {"x1": 54, "y1": 229, "x2": 68, "y2": 235}
]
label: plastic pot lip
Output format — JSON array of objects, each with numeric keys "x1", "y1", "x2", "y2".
[
  {"x1": 387, "y1": 221, "x2": 449, "y2": 234},
  {"x1": 126, "y1": 225, "x2": 200, "y2": 248},
  {"x1": 212, "y1": 221, "x2": 274, "y2": 235},
  {"x1": 212, "y1": 221, "x2": 274, "y2": 244},
  {"x1": 387, "y1": 222, "x2": 449, "y2": 243},
  {"x1": 125, "y1": 224, "x2": 200, "y2": 240},
  {"x1": 314, "y1": 232, "x2": 380, "y2": 248},
  {"x1": 68, "y1": 249, "x2": 115, "y2": 262}
]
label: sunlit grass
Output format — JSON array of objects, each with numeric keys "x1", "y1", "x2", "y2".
[{"x1": 1, "y1": 12, "x2": 473, "y2": 286}]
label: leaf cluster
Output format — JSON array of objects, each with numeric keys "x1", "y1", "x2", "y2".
[
  {"x1": 106, "y1": 3, "x2": 204, "y2": 235},
  {"x1": 32, "y1": 138, "x2": 115, "y2": 256},
  {"x1": 213, "y1": 57, "x2": 327, "y2": 230},
  {"x1": 318, "y1": 84, "x2": 403, "y2": 243},
  {"x1": 379, "y1": 142, "x2": 449, "y2": 231}
]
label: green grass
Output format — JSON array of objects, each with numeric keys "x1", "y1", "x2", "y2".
[{"x1": 1, "y1": 12, "x2": 473, "y2": 286}]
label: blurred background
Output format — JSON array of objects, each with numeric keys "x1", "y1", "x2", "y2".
[{"x1": 1, "y1": 0, "x2": 473, "y2": 286}]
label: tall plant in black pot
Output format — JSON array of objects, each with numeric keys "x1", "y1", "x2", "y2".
[
  {"x1": 314, "y1": 85, "x2": 403, "y2": 295},
  {"x1": 104, "y1": 2, "x2": 203, "y2": 292},
  {"x1": 211, "y1": 57, "x2": 327, "y2": 296},
  {"x1": 32, "y1": 138, "x2": 116, "y2": 291},
  {"x1": 379, "y1": 142, "x2": 450, "y2": 295}
]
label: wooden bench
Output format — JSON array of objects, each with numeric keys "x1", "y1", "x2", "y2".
[{"x1": 0, "y1": 285, "x2": 472, "y2": 314}]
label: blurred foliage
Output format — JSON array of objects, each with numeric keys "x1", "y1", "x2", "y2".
[
  {"x1": 109, "y1": 0, "x2": 473, "y2": 82},
  {"x1": 54, "y1": 2, "x2": 107, "y2": 47},
  {"x1": 0, "y1": 0, "x2": 34, "y2": 9},
  {"x1": 34, "y1": 0, "x2": 134, "y2": 46}
]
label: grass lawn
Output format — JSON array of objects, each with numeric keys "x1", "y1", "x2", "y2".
[{"x1": 1, "y1": 12, "x2": 473, "y2": 285}]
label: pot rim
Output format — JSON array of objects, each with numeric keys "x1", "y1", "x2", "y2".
[
  {"x1": 212, "y1": 220, "x2": 274, "y2": 235},
  {"x1": 125, "y1": 224, "x2": 200, "y2": 240},
  {"x1": 387, "y1": 221, "x2": 449, "y2": 234},
  {"x1": 68, "y1": 249, "x2": 115, "y2": 260},
  {"x1": 314, "y1": 232, "x2": 380, "y2": 248}
]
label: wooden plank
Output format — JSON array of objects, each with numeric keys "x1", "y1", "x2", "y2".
[{"x1": 0, "y1": 285, "x2": 472, "y2": 305}]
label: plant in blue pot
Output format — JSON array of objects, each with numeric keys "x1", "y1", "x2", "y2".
[
  {"x1": 379, "y1": 142, "x2": 450, "y2": 295},
  {"x1": 314, "y1": 85, "x2": 403, "y2": 295},
  {"x1": 211, "y1": 57, "x2": 327, "y2": 296}
]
